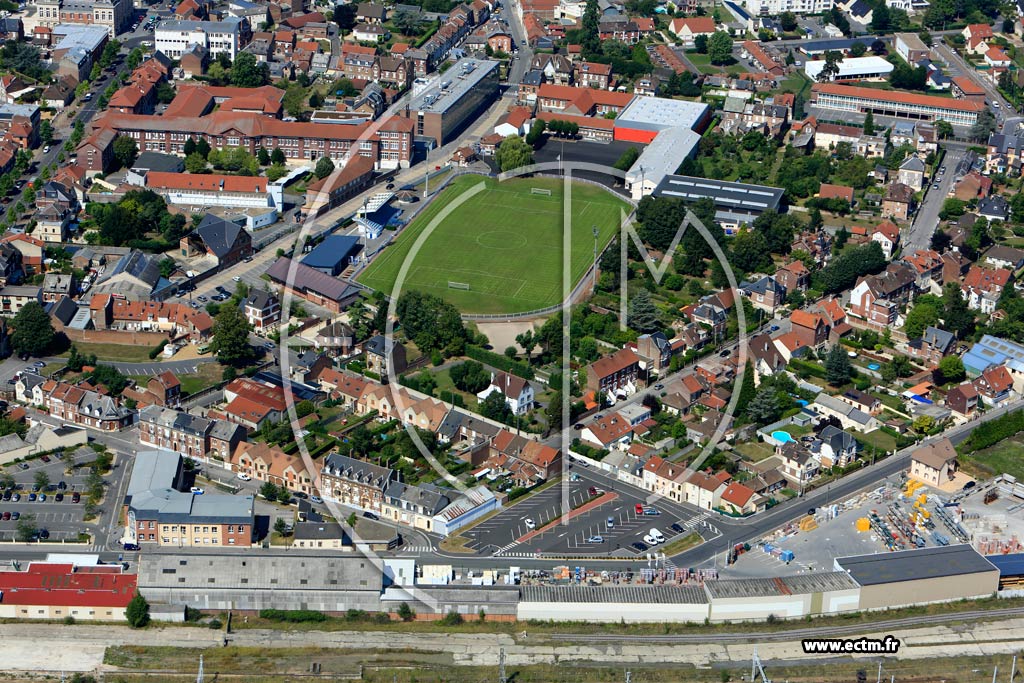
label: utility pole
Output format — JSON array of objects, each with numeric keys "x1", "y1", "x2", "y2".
[
  {"x1": 196, "y1": 654, "x2": 204, "y2": 683},
  {"x1": 592, "y1": 225, "x2": 599, "y2": 292},
  {"x1": 498, "y1": 646, "x2": 507, "y2": 683},
  {"x1": 1011, "y1": 654, "x2": 1018, "y2": 683}
]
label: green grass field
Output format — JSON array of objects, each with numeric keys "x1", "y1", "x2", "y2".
[{"x1": 357, "y1": 175, "x2": 630, "y2": 314}]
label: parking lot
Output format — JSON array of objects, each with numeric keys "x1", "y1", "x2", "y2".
[
  {"x1": 0, "y1": 446, "x2": 118, "y2": 544},
  {"x1": 462, "y1": 466, "x2": 711, "y2": 557}
]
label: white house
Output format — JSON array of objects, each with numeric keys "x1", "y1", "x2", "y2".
[
  {"x1": 871, "y1": 220, "x2": 901, "y2": 260},
  {"x1": 669, "y1": 17, "x2": 716, "y2": 45},
  {"x1": 476, "y1": 371, "x2": 534, "y2": 416}
]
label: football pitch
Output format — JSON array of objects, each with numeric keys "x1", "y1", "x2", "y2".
[{"x1": 357, "y1": 175, "x2": 630, "y2": 315}]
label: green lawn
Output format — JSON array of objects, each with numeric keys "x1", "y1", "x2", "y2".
[
  {"x1": 857, "y1": 429, "x2": 898, "y2": 454},
  {"x1": 962, "y1": 437, "x2": 1024, "y2": 481},
  {"x1": 358, "y1": 176, "x2": 629, "y2": 314},
  {"x1": 59, "y1": 341, "x2": 157, "y2": 363},
  {"x1": 735, "y1": 440, "x2": 776, "y2": 462}
]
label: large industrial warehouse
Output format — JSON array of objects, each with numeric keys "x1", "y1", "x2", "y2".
[{"x1": 834, "y1": 545, "x2": 1000, "y2": 610}]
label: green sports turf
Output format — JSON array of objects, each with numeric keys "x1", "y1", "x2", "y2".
[{"x1": 357, "y1": 175, "x2": 630, "y2": 314}]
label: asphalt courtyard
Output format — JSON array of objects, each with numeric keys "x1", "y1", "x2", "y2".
[{"x1": 461, "y1": 466, "x2": 710, "y2": 557}]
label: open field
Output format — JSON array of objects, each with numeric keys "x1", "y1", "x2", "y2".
[
  {"x1": 58, "y1": 341, "x2": 159, "y2": 363},
  {"x1": 961, "y1": 436, "x2": 1024, "y2": 481},
  {"x1": 357, "y1": 175, "x2": 629, "y2": 314}
]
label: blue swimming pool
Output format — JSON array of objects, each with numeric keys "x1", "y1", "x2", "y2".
[
  {"x1": 868, "y1": 363, "x2": 880, "y2": 371},
  {"x1": 796, "y1": 399, "x2": 808, "y2": 406},
  {"x1": 771, "y1": 431, "x2": 794, "y2": 444}
]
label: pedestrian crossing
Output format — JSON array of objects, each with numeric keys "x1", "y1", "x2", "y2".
[
  {"x1": 684, "y1": 513, "x2": 709, "y2": 529},
  {"x1": 494, "y1": 541, "x2": 520, "y2": 554},
  {"x1": 398, "y1": 545, "x2": 434, "y2": 553}
]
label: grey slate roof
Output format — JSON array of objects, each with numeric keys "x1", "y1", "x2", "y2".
[{"x1": 194, "y1": 215, "x2": 249, "y2": 260}]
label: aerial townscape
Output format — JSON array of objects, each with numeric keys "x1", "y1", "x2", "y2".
[{"x1": 9, "y1": 0, "x2": 1024, "y2": 677}]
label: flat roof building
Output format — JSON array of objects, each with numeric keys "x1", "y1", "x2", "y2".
[
  {"x1": 624, "y1": 126, "x2": 702, "y2": 200},
  {"x1": 811, "y1": 83, "x2": 985, "y2": 126},
  {"x1": 300, "y1": 235, "x2": 362, "y2": 276},
  {"x1": 125, "y1": 450, "x2": 255, "y2": 549},
  {"x1": 613, "y1": 96, "x2": 711, "y2": 144},
  {"x1": 834, "y1": 544, "x2": 999, "y2": 610},
  {"x1": 400, "y1": 58, "x2": 500, "y2": 145},
  {"x1": 652, "y1": 174, "x2": 785, "y2": 232},
  {"x1": 963, "y1": 335, "x2": 1024, "y2": 376},
  {"x1": 805, "y1": 56, "x2": 894, "y2": 82},
  {"x1": 613, "y1": 96, "x2": 711, "y2": 200}
]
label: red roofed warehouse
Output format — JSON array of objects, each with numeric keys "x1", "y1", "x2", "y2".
[{"x1": 0, "y1": 561, "x2": 138, "y2": 621}]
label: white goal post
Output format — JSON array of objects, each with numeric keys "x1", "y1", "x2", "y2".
[
  {"x1": 530, "y1": 188, "x2": 552, "y2": 196},
  {"x1": 448, "y1": 281, "x2": 471, "y2": 290}
]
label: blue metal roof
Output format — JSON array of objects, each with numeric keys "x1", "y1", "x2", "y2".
[
  {"x1": 987, "y1": 552, "x2": 1024, "y2": 576},
  {"x1": 301, "y1": 235, "x2": 361, "y2": 269}
]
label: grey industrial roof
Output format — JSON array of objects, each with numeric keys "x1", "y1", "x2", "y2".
[
  {"x1": 519, "y1": 584, "x2": 709, "y2": 604},
  {"x1": 653, "y1": 175, "x2": 784, "y2": 214},
  {"x1": 407, "y1": 58, "x2": 499, "y2": 114},
  {"x1": 138, "y1": 553, "x2": 383, "y2": 592},
  {"x1": 616, "y1": 96, "x2": 709, "y2": 134},
  {"x1": 126, "y1": 450, "x2": 183, "y2": 498},
  {"x1": 705, "y1": 572, "x2": 858, "y2": 599},
  {"x1": 157, "y1": 17, "x2": 245, "y2": 32},
  {"x1": 133, "y1": 152, "x2": 185, "y2": 174},
  {"x1": 625, "y1": 127, "x2": 701, "y2": 189},
  {"x1": 835, "y1": 544, "x2": 998, "y2": 586}
]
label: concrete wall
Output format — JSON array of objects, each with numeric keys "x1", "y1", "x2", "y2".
[
  {"x1": 62, "y1": 328, "x2": 171, "y2": 346},
  {"x1": 857, "y1": 571, "x2": 999, "y2": 611},
  {"x1": 518, "y1": 601, "x2": 710, "y2": 623}
]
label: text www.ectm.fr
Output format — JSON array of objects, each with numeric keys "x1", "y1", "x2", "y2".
[{"x1": 802, "y1": 637, "x2": 901, "y2": 654}]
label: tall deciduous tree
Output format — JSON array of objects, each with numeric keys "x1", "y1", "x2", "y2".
[
  {"x1": 112, "y1": 135, "x2": 138, "y2": 169},
  {"x1": 210, "y1": 303, "x2": 254, "y2": 367},
  {"x1": 314, "y1": 156, "x2": 335, "y2": 179},
  {"x1": 11, "y1": 301, "x2": 54, "y2": 357},
  {"x1": 126, "y1": 592, "x2": 150, "y2": 628},
  {"x1": 707, "y1": 31, "x2": 733, "y2": 65},
  {"x1": 495, "y1": 135, "x2": 533, "y2": 172}
]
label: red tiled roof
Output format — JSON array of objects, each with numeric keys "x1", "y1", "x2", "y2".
[
  {"x1": 146, "y1": 171, "x2": 267, "y2": 193},
  {"x1": 721, "y1": 482, "x2": 755, "y2": 507},
  {"x1": 536, "y1": 110, "x2": 615, "y2": 130},
  {"x1": 812, "y1": 83, "x2": 986, "y2": 112},
  {"x1": 818, "y1": 183, "x2": 854, "y2": 202},
  {"x1": 952, "y1": 75, "x2": 985, "y2": 95}
]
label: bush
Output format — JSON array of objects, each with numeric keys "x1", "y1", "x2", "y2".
[
  {"x1": 466, "y1": 345, "x2": 534, "y2": 380},
  {"x1": 148, "y1": 341, "x2": 165, "y2": 359},
  {"x1": 439, "y1": 610, "x2": 464, "y2": 626},
  {"x1": 258, "y1": 609, "x2": 328, "y2": 623},
  {"x1": 208, "y1": 618, "x2": 223, "y2": 629},
  {"x1": 959, "y1": 410, "x2": 1024, "y2": 454}
]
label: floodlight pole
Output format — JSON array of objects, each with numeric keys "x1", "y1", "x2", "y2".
[{"x1": 592, "y1": 225, "x2": 599, "y2": 291}]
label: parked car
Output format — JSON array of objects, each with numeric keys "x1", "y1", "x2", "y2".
[
  {"x1": 649, "y1": 528, "x2": 665, "y2": 543},
  {"x1": 523, "y1": 517, "x2": 535, "y2": 530},
  {"x1": 10, "y1": 511, "x2": 19, "y2": 520},
  {"x1": 38, "y1": 494, "x2": 45, "y2": 502},
  {"x1": 631, "y1": 541, "x2": 648, "y2": 552},
  {"x1": 635, "y1": 503, "x2": 644, "y2": 515},
  {"x1": 40, "y1": 455, "x2": 50, "y2": 463},
  {"x1": 54, "y1": 493, "x2": 63, "y2": 502},
  {"x1": 643, "y1": 506, "x2": 660, "y2": 516},
  {"x1": 310, "y1": 495, "x2": 323, "y2": 504},
  {"x1": 32, "y1": 361, "x2": 45, "y2": 368},
  {"x1": 27, "y1": 493, "x2": 35, "y2": 501},
  {"x1": 18, "y1": 462, "x2": 28, "y2": 470},
  {"x1": 606, "y1": 516, "x2": 615, "y2": 529},
  {"x1": 643, "y1": 533, "x2": 658, "y2": 545},
  {"x1": 123, "y1": 542, "x2": 139, "y2": 551},
  {"x1": 71, "y1": 492, "x2": 80, "y2": 503},
  {"x1": 237, "y1": 473, "x2": 252, "y2": 481},
  {"x1": 1, "y1": 511, "x2": 10, "y2": 521},
  {"x1": 586, "y1": 535, "x2": 604, "y2": 543},
  {"x1": 670, "y1": 523, "x2": 685, "y2": 534},
  {"x1": 37, "y1": 528, "x2": 49, "y2": 539},
  {"x1": 190, "y1": 487, "x2": 204, "y2": 495}
]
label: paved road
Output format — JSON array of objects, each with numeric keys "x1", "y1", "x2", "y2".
[
  {"x1": 904, "y1": 147, "x2": 965, "y2": 253},
  {"x1": 935, "y1": 40, "x2": 1014, "y2": 114}
]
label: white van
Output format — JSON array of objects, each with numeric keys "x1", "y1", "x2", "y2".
[{"x1": 649, "y1": 528, "x2": 665, "y2": 544}]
